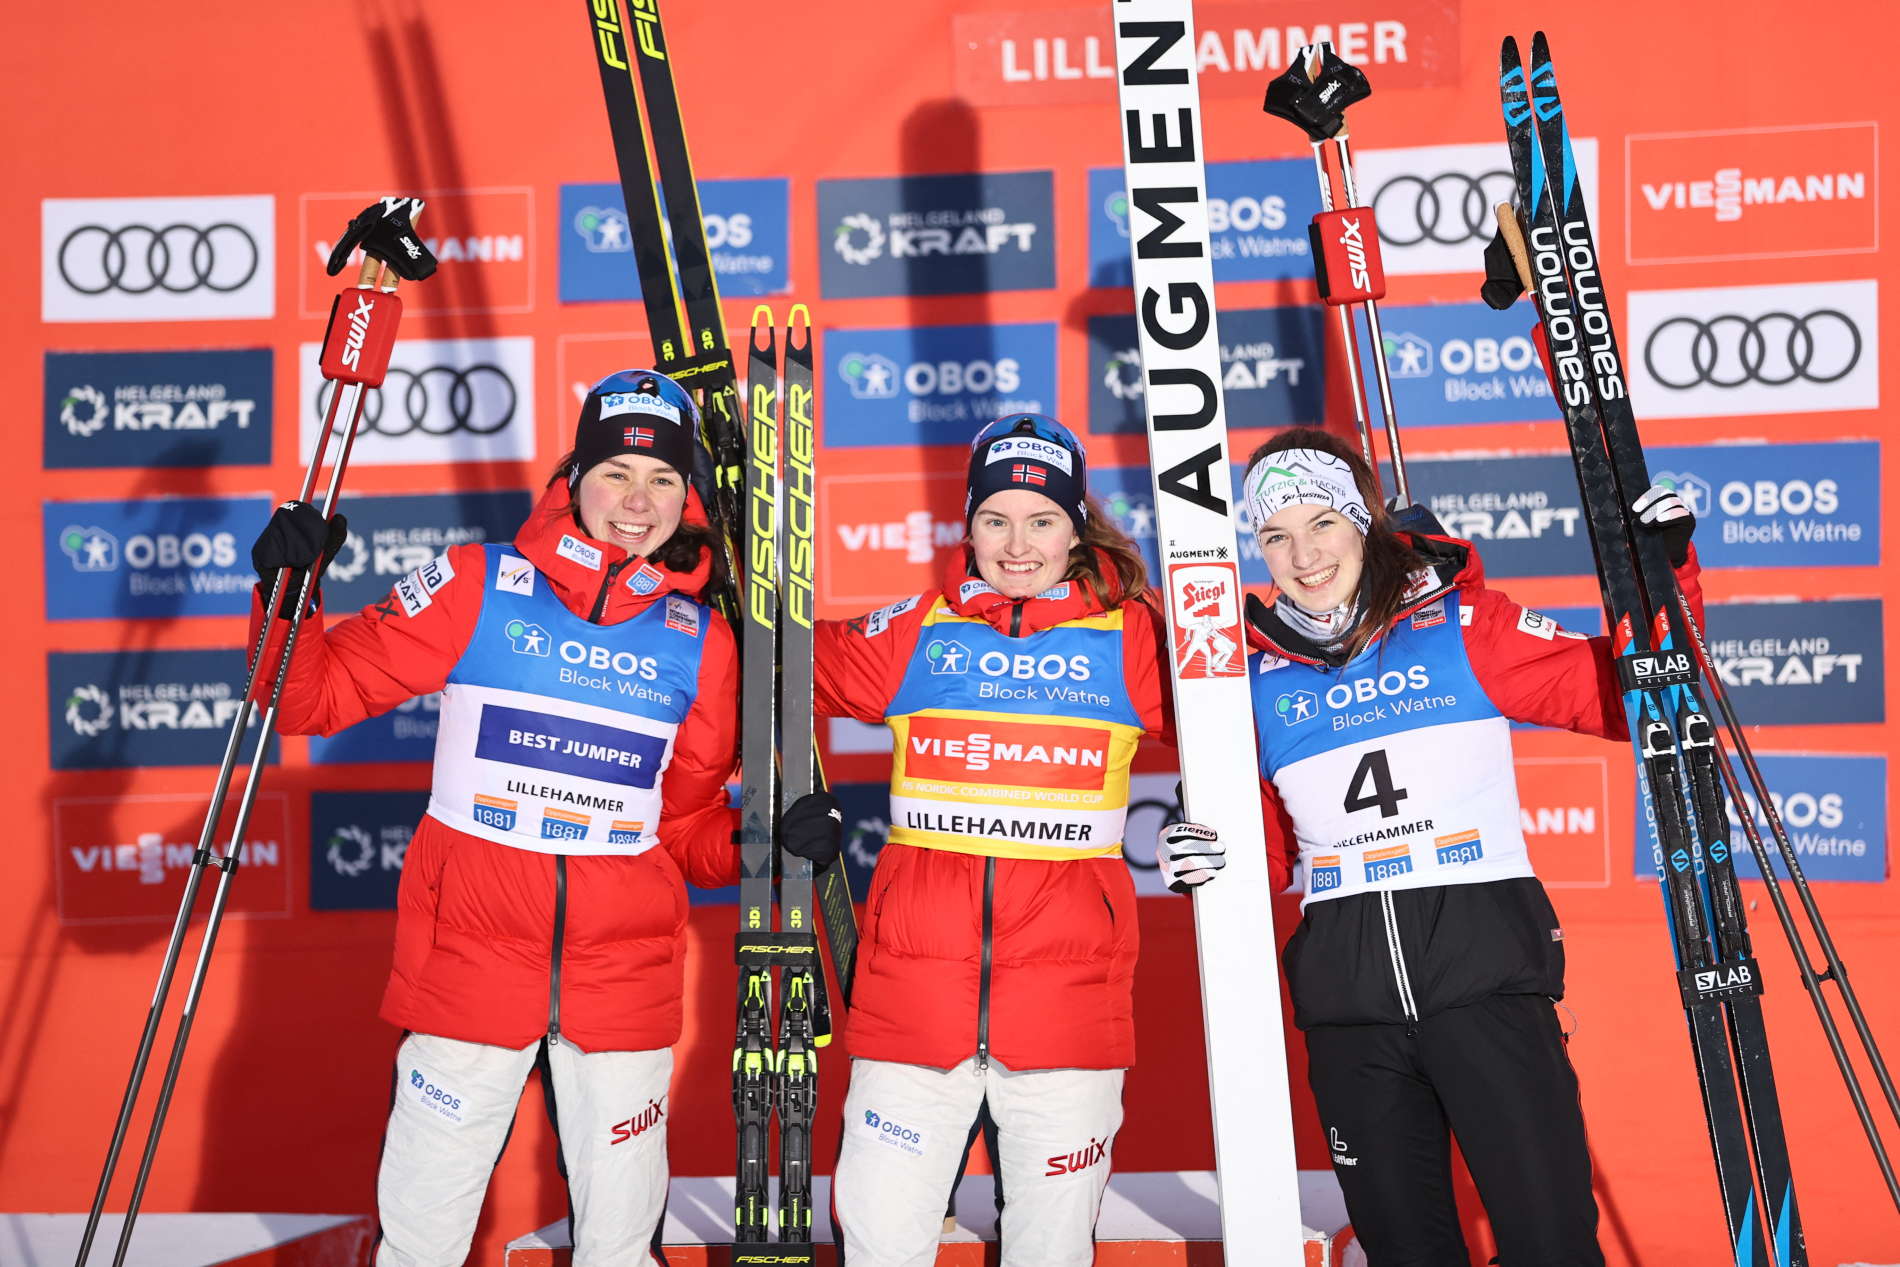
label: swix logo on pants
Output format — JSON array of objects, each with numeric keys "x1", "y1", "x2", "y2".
[
  {"x1": 1044, "y1": 1136, "x2": 1108, "y2": 1176},
  {"x1": 610, "y1": 1096, "x2": 665, "y2": 1145}
]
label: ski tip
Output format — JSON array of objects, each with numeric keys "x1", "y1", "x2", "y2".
[
  {"x1": 751, "y1": 303, "x2": 776, "y2": 327},
  {"x1": 789, "y1": 303, "x2": 812, "y2": 331}
]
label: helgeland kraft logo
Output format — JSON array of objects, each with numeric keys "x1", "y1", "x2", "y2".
[
  {"x1": 320, "y1": 491, "x2": 530, "y2": 612},
  {"x1": 44, "y1": 349, "x2": 273, "y2": 469},
  {"x1": 1699, "y1": 599, "x2": 1883, "y2": 725},
  {"x1": 49, "y1": 650, "x2": 276, "y2": 771},
  {"x1": 310, "y1": 789, "x2": 427, "y2": 910},
  {"x1": 818, "y1": 171, "x2": 1055, "y2": 299}
]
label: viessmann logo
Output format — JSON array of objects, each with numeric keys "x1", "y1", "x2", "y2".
[
  {"x1": 1626, "y1": 123, "x2": 1877, "y2": 264},
  {"x1": 905, "y1": 716, "x2": 1109, "y2": 789}
]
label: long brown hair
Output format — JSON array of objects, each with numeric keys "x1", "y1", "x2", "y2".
[
  {"x1": 1064, "y1": 494, "x2": 1149, "y2": 609},
  {"x1": 1244, "y1": 428, "x2": 1425, "y2": 658},
  {"x1": 544, "y1": 451, "x2": 729, "y2": 590}
]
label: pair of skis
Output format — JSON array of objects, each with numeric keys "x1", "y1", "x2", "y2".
[
  {"x1": 1497, "y1": 32, "x2": 1806, "y2": 1267},
  {"x1": 581, "y1": 1, "x2": 857, "y2": 1258}
]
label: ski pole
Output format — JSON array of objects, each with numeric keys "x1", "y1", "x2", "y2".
[
  {"x1": 76, "y1": 199, "x2": 437, "y2": 1267},
  {"x1": 1263, "y1": 41, "x2": 1413, "y2": 507}
]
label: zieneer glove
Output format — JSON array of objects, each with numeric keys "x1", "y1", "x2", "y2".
[
  {"x1": 1633, "y1": 482, "x2": 1696, "y2": 568},
  {"x1": 252, "y1": 500, "x2": 348, "y2": 617},
  {"x1": 779, "y1": 792, "x2": 843, "y2": 869},
  {"x1": 1157, "y1": 822, "x2": 1226, "y2": 894}
]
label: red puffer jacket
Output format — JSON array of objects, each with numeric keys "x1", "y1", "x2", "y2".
[
  {"x1": 815, "y1": 553, "x2": 1170, "y2": 1071},
  {"x1": 256, "y1": 484, "x2": 739, "y2": 1052}
]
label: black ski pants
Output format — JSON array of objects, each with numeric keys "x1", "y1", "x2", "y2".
[{"x1": 1304, "y1": 993, "x2": 1604, "y2": 1267}]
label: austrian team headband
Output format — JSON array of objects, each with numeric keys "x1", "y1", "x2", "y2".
[{"x1": 1244, "y1": 448, "x2": 1373, "y2": 534}]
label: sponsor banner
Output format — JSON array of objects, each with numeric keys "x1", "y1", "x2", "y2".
[
  {"x1": 1088, "y1": 307, "x2": 1325, "y2": 435},
  {"x1": 49, "y1": 650, "x2": 277, "y2": 770},
  {"x1": 558, "y1": 178, "x2": 790, "y2": 302},
  {"x1": 319, "y1": 490, "x2": 532, "y2": 612},
  {"x1": 43, "y1": 495, "x2": 273, "y2": 620},
  {"x1": 1409, "y1": 453, "x2": 1592, "y2": 578},
  {"x1": 52, "y1": 792, "x2": 291, "y2": 925},
  {"x1": 1700, "y1": 599, "x2": 1883, "y2": 725},
  {"x1": 1634, "y1": 753, "x2": 1886, "y2": 883},
  {"x1": 1514, "y1": 757, "x2": 1612, "y2": 888},
  {"x1": 1353, "y1": 300, "x2": 1563, "y2": 425},
  {"x1": 952, "y1": 3, "x2": 1461, "y2": 108},
  {"x1": 1355, "y1": 139, "x2": 1597, "y2": 276},
  {"x1": 297, "y1": 335, "x2": 535, "y2": 466},
  {"x1": 1650, "y1": 441, "x2": 1878, "y2": 568},
  {"x1": 1097, "y1": 464, "x2": 1271, "y2": 587},
  {"x1": 1626, "y1": 278, "x2": 1878, "y2": 419},
  {"x1": 43, "y1": 349, "x2": 273, "y2": 469},
  {"x1": 301, "y1": 188, "x2": 533, "y2": 317},
  {"x1": 310, "y1": 693, "x2": 443, "y2": 765},
  {"x1": 818, "y1": 471, "x2": 965, "y2": 608},
  {"x1": 1625, "y1": 123, "x2": 1879, "y2": 265},
  {"x1": 818, "y1": 170, "x2": 1055, "y2": 299},
  {"x1": 555, "y1": 330, "x2": 658, "y2": 429},
  {"x1": 827, "y1": 322, "x2": 1056, "y2": 447},
  {"x1": 310, "y1": 789, "x2": 430, "y2": 911},
  {"x1": 1086, "y1": 160, "x2": 1316, "y2": 288},
  {"x1": 42, "y1": 195, "x2": 275, "y2": 323}
]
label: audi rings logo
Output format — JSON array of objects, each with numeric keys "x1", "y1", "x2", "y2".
[
  {"x1": 1643, "y1": 310, "x2": 1862, "y2": 390},
  {"x1": 316, "y1": 365, "x2": 518, "y2": 437},
  {"x1": 1372, "y1": 171, "x2": 1517, "y2": 247},
  {"x1": 57, "y1": 222, "x2": 260, "y2": 295}
]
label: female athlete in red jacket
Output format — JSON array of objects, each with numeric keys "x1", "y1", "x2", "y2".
[
  {"x1": 252, "y1": 370, "x2": 827, "y2": 1267},
  {"x1": 810, "y1": 415, "x2": 1168, "y2": 1267},
  {"x1": 1159, "y1": 426, "x2": 1703, "y2": 1267}
]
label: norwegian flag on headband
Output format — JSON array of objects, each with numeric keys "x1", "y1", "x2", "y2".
[
  {"x1": 1011, "y1": 463, "x2": 1048, "y2": 486},
  {"x1": 625, "y1": 426, "x2": 657, "y2": 448}
]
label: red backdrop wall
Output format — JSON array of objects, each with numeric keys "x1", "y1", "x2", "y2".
[{"x1": 4, "y1": 2, "x2": 1897, "y2": 1264}]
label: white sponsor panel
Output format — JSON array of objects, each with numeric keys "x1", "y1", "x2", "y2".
[
  {"x1": 1626, "y1": 279, "x2": 1878, "y2": 420},
  {"x1": 298, "y1": 335, "x2": 535, "y2": 465},
  {"x1": 43, "y1": 195, "x2": 276, "y2": 323},
  {"x1": 1354, "y1": 139, "x2": 1598, "y2": 277}
]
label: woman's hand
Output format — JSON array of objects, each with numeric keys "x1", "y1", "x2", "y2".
[
  {"x1": 1156, "y1": 822, "x2": 1226, "y2": 894},
  {"x1": 1633, "y1": 483, "x2": 1695, "y2": 567}
]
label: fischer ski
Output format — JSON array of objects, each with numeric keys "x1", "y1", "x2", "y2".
[
  {"x1": 1498, "y1": 34, "x2": 1801, "y2": 1266},
  {"x1": 1110, "y1": 3, "x2": 1305, "y2": 1261}
]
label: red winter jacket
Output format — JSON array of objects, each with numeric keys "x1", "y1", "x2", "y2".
[
  {"x1": 256, "y1": 484, "x2": 739, "y2": 1052},
  {"x1": 1254, "y1": 535, "x2": 1707, "y2": 893},
  {"x1": 815, "y1": 553, "x2": 1170, "y2": 1071}
]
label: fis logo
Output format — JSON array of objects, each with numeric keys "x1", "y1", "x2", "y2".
[
  {"x1": 505, "y1": 619, "x2": 552, "y2": 656},
  {"x1": 1276, "y1": 690, "x2": 1320, "y2": 725},
  {"x1": 925, "y1": 638, "x2": 971, "y2": 675}
]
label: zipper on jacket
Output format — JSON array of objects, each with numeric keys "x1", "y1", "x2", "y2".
[
  {"x1": 588, "y1": 559, "x2": 630, "y2": 623},
  {"x1": 976, "y1": 856, "x2": 996, "y2": 1073},
  {"x1": 548, "y1": 855, "x2": 569, "y2": 1041},
  {"x1": 1008, "y1": 601, "x2": 1024, "y2": 637},
  {"x1": 1378, "y1": 891, "x2": 1419, "y2": 1023}
]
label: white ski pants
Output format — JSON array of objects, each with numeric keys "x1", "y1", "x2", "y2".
[
  {"x1": 834, "y1": 1056, "x2": 1124, "y2": 1267},
  {"x1": 374, "y1": 1031, "x2": 672, "y2": 1267}
]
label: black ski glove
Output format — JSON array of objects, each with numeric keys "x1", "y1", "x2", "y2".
[
  {"x1": 252, "y1": 500, "x2": 348, "y2": 617},
  {"x1": 1633, "y1": 483, "x2": 1696, "y2": 568},
  {"x1": 779, "y1": 792, "x2": 843, "y2": 868}
]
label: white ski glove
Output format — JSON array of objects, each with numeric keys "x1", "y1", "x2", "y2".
[
  {"x1": 1633, "y1": 482, "x2": 1696, "y2": 567},
  {"x1": 1157, "y1": 822, "x2": 1227, "y2": 894}
]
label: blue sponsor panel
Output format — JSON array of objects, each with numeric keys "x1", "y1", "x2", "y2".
[
  {"x1": 1701, "y1": 599, "x2": 1883, "y2": 725},
  {"x1": 310, "y1": 789, "x2": 429, "y2": 911},
  {"x1": 1633, "y1": 754, "x2": 1886, "y2": 883},
  {"x1": 321, "y1": 490, "x2": 532, "y2": 613},
  {"x1": 1648, "y1": 441, "x2": 1879, "y2": 569},
  {"x1": 1086, "y1": 307, "x2": 1325, "y2": 436},
  {"x1": 309, "y1": 694, "x2": 442, "y2": 765},
  {"x1": 49, "y1": 650, "x2": 275, "y2": 770},
  {"x1": 826, "y1": 322, "x2": 1056, "y2": 448},
  {"x1": 44, "y1": 348, "x2": 273, "y2": 469},
  {"x1": 1354, "y1": 302, "x2": 1565, "y2": 426},
  {"x1": 474, "y1": 704, "x2": 668, "y2": 788},
  {"x1": 1086, "y1": 159, "x2": 1318, "y2": 289},
  {"x1": 44, "y1": 495, "x2": 272, "y2": 620},
  {"x1": 818, "y1": 171, "x2": 1055, "y2": 299},
  {"x1": 1407, "y1": 453, "x2": 1595, "y2": 579},
  {"x1": 558, "y1": 179, "x2": 790, "y2": 302}
]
